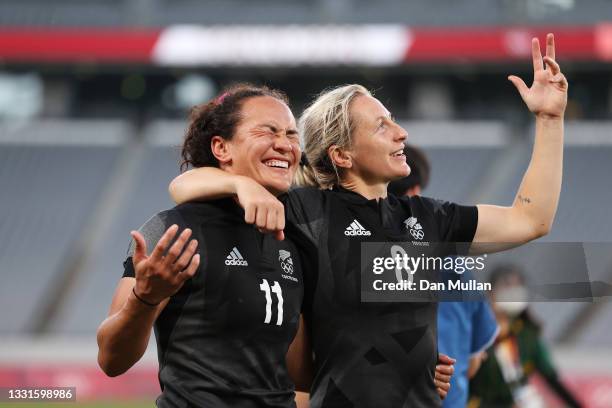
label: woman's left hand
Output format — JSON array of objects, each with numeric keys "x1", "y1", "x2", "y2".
[{"x1": 435, "y1": 353, "x2": 455, "y2": 400}]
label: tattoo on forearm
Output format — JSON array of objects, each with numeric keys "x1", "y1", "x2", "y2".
[{"x1": 518, "y1": 195, "x2": 532, "y2": 204}]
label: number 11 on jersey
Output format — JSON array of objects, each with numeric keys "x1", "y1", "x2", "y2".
[{"x1": 259, "y1": 279, "x2": 284, "y2": 326}]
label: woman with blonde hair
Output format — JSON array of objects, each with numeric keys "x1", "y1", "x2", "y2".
[{"x1": 170, "y1": 34, "x2": 567, "y2": 407}]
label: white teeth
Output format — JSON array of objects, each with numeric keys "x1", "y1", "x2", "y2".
[
  {"x1": 265, "y1": 160, "x2": 289, "y2": 169},
  {"x1": 391, "y1": 150, "x2": 404, "y2": 157}
]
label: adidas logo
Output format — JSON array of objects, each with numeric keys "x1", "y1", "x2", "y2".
[
  {"x1": 225, "y1": 247, "x2": 248, "y2": 266},
  {"x1": 344, "y1": 219, "x2": 371, "y2": 236}
]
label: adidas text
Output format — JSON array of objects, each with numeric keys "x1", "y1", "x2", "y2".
[
  {"x1": 344, "y1": 229, "x2": 372, "y2": 236},
  {"x1": 344, "y1": 220, "x2": 372, "y2": 236},
  {"x1": 225, "y1": 259, "x2": 248, "y2": 266}
]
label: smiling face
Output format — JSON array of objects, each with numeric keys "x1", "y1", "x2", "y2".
[
  {"x1": 218, "y1": 96, "x2": 300, "y2": 195},
  {"x1": 344, "y1": 94, "x2": 410, "y2": 185}
]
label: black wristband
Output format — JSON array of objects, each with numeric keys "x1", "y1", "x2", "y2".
[{"x1": 132, "y1": 287, "x2": 161, "y2": 306}]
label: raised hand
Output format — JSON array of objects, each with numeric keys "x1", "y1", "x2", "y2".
[
  {"x1": 508, "y1": 33, "x2": 568, "y2": 119},
  {"x1": 235, "y1": 176, "x2": 286, "y2": 241},
  {"x1": 131, "y1": 224, "x2": 200, "y2": 305}
]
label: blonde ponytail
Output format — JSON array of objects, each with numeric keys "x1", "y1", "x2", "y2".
[{"x1": 296, "y1": 84, "x2": 371, "y2": 189}]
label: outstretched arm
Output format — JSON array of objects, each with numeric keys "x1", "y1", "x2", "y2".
[
  {"x1": 473, "y1": 33, "x2": 567, "y2": 249},
  {"x1": 169, "y1": 167, "x2": 286, "y2": 240}
]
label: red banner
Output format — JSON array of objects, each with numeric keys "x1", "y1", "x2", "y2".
[{"x1": 0, "y1": 25, "x2": 609, "y2": 65}]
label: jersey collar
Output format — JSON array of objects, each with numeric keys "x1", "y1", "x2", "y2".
[
  {"x1": 331, "y1": 185, "x2": 406, "y2": 211},
  {"x1": 331, "y1": 185, "x2": 386, "y2": 208}
]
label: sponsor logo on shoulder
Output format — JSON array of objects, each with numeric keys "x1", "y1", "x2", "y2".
[
  {"x1": 279, "y1": 249, "x2": 298, "y2": 282},
  {"x1": 344, "y1": 219, "x2": 372, "y2": 236},
  {"x1": 225, "y1": 247, "x2": 248, "y2": 266},
  {"x1": 404, "y1": 217, "x2": 425, "y2": 240}
]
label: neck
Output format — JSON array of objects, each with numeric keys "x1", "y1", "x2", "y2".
[{"x1": 340, "y1": 175, "x2": 388, "y2": 200}]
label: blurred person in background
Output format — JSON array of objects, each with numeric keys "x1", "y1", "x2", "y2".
[
  {"x1": 388, "y1": 144, "x2": 500, "y2": 408},
  {"x1": 169, "y1": 33, "x2": 567, "y2": 407},
  {"x1": 96, "y1": 84, "x2": 314, "y2": 408},
  {"x1": 468, "y1": 265, "x2": 583, "y2": 408}
]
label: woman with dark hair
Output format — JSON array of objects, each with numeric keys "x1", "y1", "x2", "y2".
[
  {"x1": 96, "y1": 84, "x2": 312, "y2": 407},
  {"x1": 469, "y1": 265, "x2": 583, "y2": 408},
  {"x1": 169, "y1": 34, "x2": 567, "y2": 408}
]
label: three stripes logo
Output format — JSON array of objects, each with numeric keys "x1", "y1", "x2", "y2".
[
  {"x1": 225, "y1": 247, "x2": 248, "y2": 266},
  {"x1": 344, "y1": 219, "x2": 371, "y2": 236}
]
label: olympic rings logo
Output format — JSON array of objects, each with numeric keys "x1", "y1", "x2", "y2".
[{"x1": 410, "y1": 229, "x2": 425, "y2": 240}]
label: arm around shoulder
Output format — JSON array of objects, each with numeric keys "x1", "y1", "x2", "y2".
[{"x1": 169, "y1": 167, "x2": 242, "y2": 204}]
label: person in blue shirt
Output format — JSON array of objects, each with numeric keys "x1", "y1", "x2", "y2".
[{"x1": 388, "y1": 144, "x2": 499, "y2": 408}]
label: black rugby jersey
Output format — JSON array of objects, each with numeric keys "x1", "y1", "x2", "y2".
[
  {"x1": 282, "y1": 186, "x2": 478, "y2": 408},
  {"x1": 122, "y1": 199, "x2": 305, "y2": 408}
]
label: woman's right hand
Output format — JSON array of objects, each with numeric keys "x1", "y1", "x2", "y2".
[
  {"x1": 235, "y1": 176, "x2": 286, "y2": 241},
  {"x1": 131, "y1": 225, "x2": 200, "y2": 305}
]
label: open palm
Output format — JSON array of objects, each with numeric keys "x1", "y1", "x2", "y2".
[{"x1": 508, "y1": 33, "x2": 568, "y2": 119}]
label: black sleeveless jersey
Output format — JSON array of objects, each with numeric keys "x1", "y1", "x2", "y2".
[
  {"x1": 283, "y1": 186, "x2": 478, "y2": 408},
  {"x1": 122, "y1": 199, "x2": 305, "y2": 408}
]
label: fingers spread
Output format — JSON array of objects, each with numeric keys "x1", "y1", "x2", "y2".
[
  {"x1": 174, "y1": 239, "x2": 199, "y2": 272},
  {"x1": 179, "y1": 253, "x2": 200, "y2": 282},
  {"x1": 508, "y1": 75, "x2": 529, "y2": 99},
  {"x1": 164, "y1": 228, "x2": 193, "y2": 266},
  {"x1": 151, "y1": 224, "x2": 179, "y2": 262},
  {"x1": 130, "y1": 231, "x2": 147, "y2": 263},
  {"x1": 543, "y1": 56, "x2": 560, "y2": 75},
  {"x1": 546, "y1": 32, "x2": 555, "y2": 60},
  {"x1": 532, "y1": 37, "x2": 544, "y2": 72},
  {"x1": 550, "y1": 72, "x2": 568, "y2": 86}
]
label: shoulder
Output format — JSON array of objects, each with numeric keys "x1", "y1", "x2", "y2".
[
  {"x1": 173, "y1": 199, "x2": 243, "y2": 222},
  {"x1": 127, "y1": 209, "x2": 179, "y2": 257},
  {"x1": 282, "y1": 186, "x2": 327, "y2": 218},
  {"x1": 138, "y1": 209, "x2": 179, "y2": 236},
  {"x1": 394, "y1": 194, "x2": 478, "y2": 223},
  {"x1": 392, "y1": 194, "x2": 478, "y2": 243},
  {"x1": 394, "y1": 194, "x2": 453, "y2": 216},
  {"x1": 284, "y1": 186, "x2": 327, "y2": 204}
]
